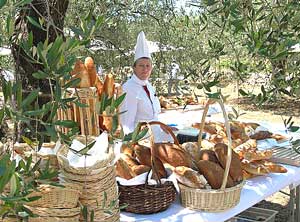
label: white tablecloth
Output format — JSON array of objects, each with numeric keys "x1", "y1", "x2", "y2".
[{"x1": 120, "y1": 164, "x2": 300, "y2": 222}]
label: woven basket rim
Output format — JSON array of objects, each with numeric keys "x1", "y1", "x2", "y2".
[
  {"x1": 179, "y1": 180, "x2": 245, "y2": 193},
  {"x1": 57, "y1": 143, "x2": 115, "y2": 174}
]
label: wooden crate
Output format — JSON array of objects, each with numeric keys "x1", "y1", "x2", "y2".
[{"x1": 57, "y1": 87, "x2": 99, "y2": 136}]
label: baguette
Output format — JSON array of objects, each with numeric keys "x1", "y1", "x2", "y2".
[
  {"x1": 254, "y1": 160, "x2": 287, "y2": 173},
  {"x1": 241, "y1": 161, "x2": 269, "y2": 176},
  {"x1": 84, "y1": 57, "x2": 97, "y2": 86},
  {"x1": 250, "y1": 131, "x2": 272, "y2": 140},
  {"x1": 243, "y1": 149, "x2": 273, "y2": 162},
  {"x1": 103, "y1": 73, "x2": 115, "y2": 98},
  {"x1": 174, "y1": 166, "x2": 207, "y2": 189},
  {"x1": 71, "y1": 60, "x2": 91, "y2": 88},
  {"x1": 95, "y1": 75, "x2": 103, "y2": 96}
]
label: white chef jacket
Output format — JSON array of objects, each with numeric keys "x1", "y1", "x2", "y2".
[{"x1": 120, "y1": 74, "x2": 161, "y2": 134}]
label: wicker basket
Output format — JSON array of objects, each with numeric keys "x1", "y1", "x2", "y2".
[
  {"x1": 57, "y1": 136, "x2": 115, "y2": 175},
  {"x1": 28, "y1": 215, "x2": 80, "y2": 222},
  {"x1": 25, "y1": 184, "x2": 81, "y2": 208},
  {"x1": 25, "y1": 206, "x2": 81, "y2": 217},
  {"x1": 56, "y1": 87, "x2": 100, "y2": 136},
  {"x1": 179, "y1": 98, "x2": 244, "y2": 212},
  {"x1": 118, "y1": 122, "x2": 177, "y2": 214}
]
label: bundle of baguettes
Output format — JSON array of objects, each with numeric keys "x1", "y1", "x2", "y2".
[
  {"x1": 70, "y1": 57, "x2": 112, "y2": 97},
  {"x1": 69, "y1": 57, "x2": 120, "y2": 133}
]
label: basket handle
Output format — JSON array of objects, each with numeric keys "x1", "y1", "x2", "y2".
[
  {"x1": 145, "y1": 122, "x2": 162, "y2": 185},
  {"x1": 197, "y1": 98, "x2": 232, "y2": 190},
  {"x1": 140, "y1": 121, "x2": 180, "y2": 146}
]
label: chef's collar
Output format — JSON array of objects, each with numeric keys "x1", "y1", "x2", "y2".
[{"x1": 132, "y1": 74, "x2": 149, "y2": 86}]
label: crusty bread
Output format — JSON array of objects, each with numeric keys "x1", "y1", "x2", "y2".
[
  {"x1": 241, "y1": 161, "x2": 269, "y2": 176},
  {"x1": 120, "y1": 153, "x2": 139, "y2": 168},
  {"x1": 270, "y1": 133, "x2": 287, "y2": 141},
  {"x1": 134, "y1": 144, "x2": 152, "y2": 167},
  {"x1": 196, "y1": 160, "x2": 234, "y2": 189},
  {"x1": 103, "y1": 73, "x2": 115, "y2": 98},
  {"x1": 242, "y1": 169, "x2": 257, "y2": 180},
  {"x1": 200, "y1": 139, "x2": 215, "y2": 150},
  {"x1": 121, "y1": 144, "x2": 134, "y2": 157},
  {"x1": 151, "y1": 156, "x2": 167, "y2": 180},
  {"x1": 71, "y1": 60, "x2": 91, "y2": 88},
  {"x1": 153, "y1": 143, "x2": 193, "y2": 168},
  {"x1": 214, "y1": 143, "x2": 243, "y2": 182},
  {"x1": 84, "y1": 57, "x2": 97, "y2": 86},
  {"x1": 174, "y1": 166, "x2": 207, "y2": 189},
  {"x1": 132, "y1": 165, "x2": 151, "y2": 175},
  {"x1": 199, "y1": 149, "x2": 219, "y2": 164},
  {"x1": 94, "y1": 75, "x2": 103, "y2": 96},
  {"x1": 182, "y1": 142, "x2": 200, "y2": 162},
  {"x1": 115, "y1": 158, "x2": 136, "y2": 180},
  {"x1": 254, "y1": 160, "x2": 287, "y2": 173},
  {"x1": 250, "y1": 131, "x2": 273, "y2": 140},
  {"x1": 243, "y1": 150, "x2": 273, "y2": 162}
]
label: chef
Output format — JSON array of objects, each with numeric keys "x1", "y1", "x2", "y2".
[{"x1": 120, "y1": 31, "x2": 171, "y2": 142}]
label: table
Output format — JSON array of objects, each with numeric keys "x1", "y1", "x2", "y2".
[{"x1": 120, "y1": 164, "x2": 300, "y2": 222}]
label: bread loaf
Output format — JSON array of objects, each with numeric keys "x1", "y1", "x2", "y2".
[
  {"x1": 151, "y1": 156, "x2": 167, "y2": 180},
  {"x1": 182, "y1": 142, "x2": 200, "y2": 162},
  {"x1": 243, "y1": 150, "x2": 273, "y2": 162},
  {"x1": 95, "y1": 75, "x2": 103, "y2": 96},
  {"x1": 196, "y1": 160, "x2": 234, "y2": 189},
  {"x1": 121, "y1": 144, "x2": 134, "y2": 157},
  {"x1": 200, "y1": 139, "x2": 215, "y2": 150},
  {"x1": 132, "y1": 165, "x2": 151, "y2": 175},
  {"x1": 153, "y1": 143, "x2": 193, "y2": 168},
  {"x1": 115, "y1": 158, "x2": 136, "y2": 180},
  {"x1": 71, "y1": 60, "x2": 91, "y2": 88},
  {"x1": 103, "y1": 73, "x2": 115, "y2": 98},
  {"x1": 241, "y1": 161, "x2": 269, "y2": 176},
  {"x1": 254, "y1": 160, "x2": 287, "y2": 173},
  {"x1": 174, "y1": 166, "x2": 207, "y2": 189},
  {"x1": 214, "y1": 143, "x2": 243, "y2": 182},
  {"x1": 84, "y1": 57, "x2": 97, "y2": 86},
  {"x1": 199, "y1": 149, "x2": 219, "y2": 164},
  {"x1": 120, "y1": 153, "x2": 139, "y2": 168},
  {"x1": 134, "y1": 144, "x2": 152, "y2": 167},
  {"x1": 250, "y1": 131, "x2": 272, "y2": 140}
]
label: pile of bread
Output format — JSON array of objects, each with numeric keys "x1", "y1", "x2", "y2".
[
  {"x1": 115, "y1": 134, "x2": 245, "y2": 190},
  {"x1": 159, "y1": 95, "x2": 206, "y2": 109},
  {"x1": 191, "y1": 120, "x2": 287, "y2": 179}
]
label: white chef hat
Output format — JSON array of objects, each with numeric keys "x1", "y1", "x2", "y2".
[{"x1": 134, "y1": 31, "x2": 151, "y2": 62}]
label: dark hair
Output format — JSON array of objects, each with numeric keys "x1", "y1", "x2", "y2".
[{"x1": 133, "y1": 57, "x2": 151, "y2": 67}]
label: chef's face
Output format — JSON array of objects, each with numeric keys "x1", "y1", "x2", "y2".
[{"x1": 133, "y1": 58, "x2": 152, "y2": 80}]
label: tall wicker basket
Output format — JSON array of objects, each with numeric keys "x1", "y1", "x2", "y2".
[
  {"x1": 179, "y1": 98, "x2": 244, "y2": 212},
  {"x1": 57, "y1": 87, "x2": 99, "y2": 136},
  {"x1": 118, "y1": 122, "x2": 177, "y2": 214}
]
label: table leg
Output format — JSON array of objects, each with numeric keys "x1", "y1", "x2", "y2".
[
  {"x1": 296, "y1": 185, "x2": 300, "y2": 222},
  {"x1": 289, "y1": 188, "x2": 295, "y2": 222}
]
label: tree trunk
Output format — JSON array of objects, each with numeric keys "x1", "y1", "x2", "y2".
[{"x1": 12, "y1": 0, "x2": 69, "y2": 92}]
